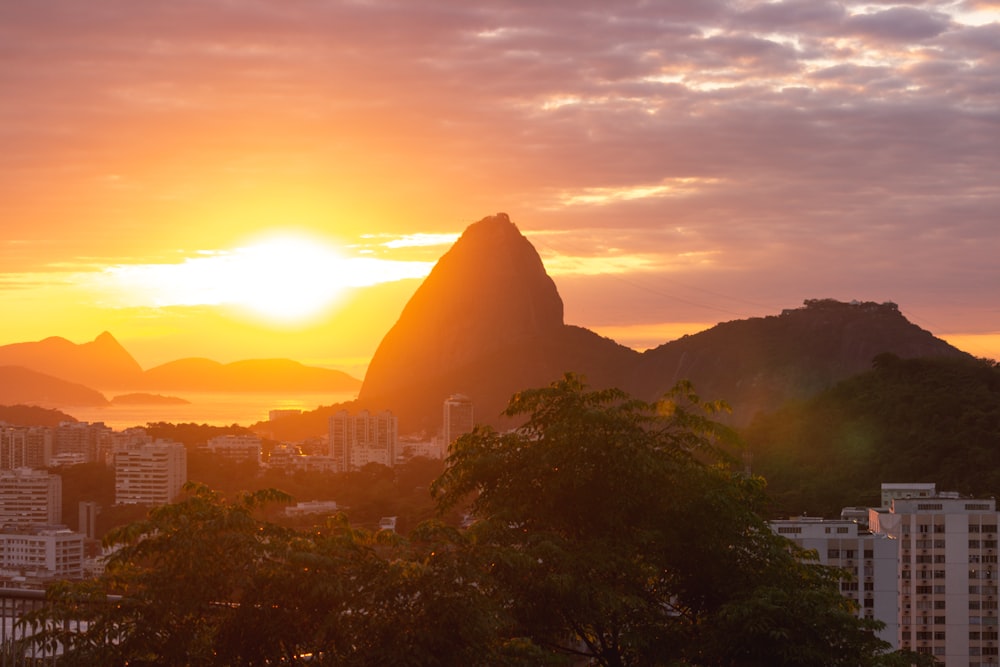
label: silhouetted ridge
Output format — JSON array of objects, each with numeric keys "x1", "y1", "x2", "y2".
[
  {"x1": 359, "y1": 213, "x2": 638, "y2": 431},
  {"x1": 361, "y1": 218, "x2": 972, "y2": 435},
  {"x1": 627, "y1": 299, "x2": 970, "y2": 424},
  {"x1": 0, "y1": 332, "x2": 143, "y2": 388}
]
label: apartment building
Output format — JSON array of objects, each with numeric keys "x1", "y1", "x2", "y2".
[
  {"x1": 328, "y1": 409, "x2": 398, "y2": 472},
  {"x1": 0, "y1": 525, "x2": 85, "y2": 582},
  {"x1": 871, "y1": 494, "x2": 1000, "y2": 666},
  {"x1": 204, "y1": 434, "x2": 263, "y2": 466},
  {"x1": 769, "y1": 516, "x2": 899, "y2": 646},
  {"x1": 774, "y1": 483, "x2": 1000, "y2": 666},
  {"x1": 0, "y1": 468, "x2": 62, "y2": 527},
  {"x1": 114, "y1": 440, "x2": 187, "y2": 505},
  {"x1": 443, "y1": 394, "x2": 474, "y2": 449},
  {"x1": 0, "y1": 426, "x2": 52, "y2": 470},
  {"x1": 52, "y1": 421, "x2": 113, "y2": 466}
]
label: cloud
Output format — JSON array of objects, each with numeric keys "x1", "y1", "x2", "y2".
[
  {"x1": 0, "y1": 0, "x2": 998, "y2": 346},
  {"x1": 845, "y1": 6, "x2": 952, "y2": 41}
]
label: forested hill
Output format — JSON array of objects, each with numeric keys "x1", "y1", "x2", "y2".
[
  {"x1": 744, "y1": 354, "x2": 1000, "y2": 518},
  {"x1": 629, "y1": 299, "x2": 969, "y2": 426}
]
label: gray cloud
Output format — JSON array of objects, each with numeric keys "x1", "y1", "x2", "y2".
[{"x1": 0, "y1": 0, "x2": 998, "y2": 337}]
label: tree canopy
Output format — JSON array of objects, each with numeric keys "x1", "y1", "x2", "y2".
[
  {"x1": 745, "y1": 355, "x2": 1000, "y2": 516},
  {"x1": 22, "y1": 374, "x2": 933, "y2": 666}
]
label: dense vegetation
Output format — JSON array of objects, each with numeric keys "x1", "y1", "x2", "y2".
[
  {"x1": 0, "y1": 404, "x2": 77, "y2": 427},
  {"x1": 744, "y1": 355, "x2": 1000, "y2": 518},
  {"x1": 24, "y1": 376, "x2": 929, "y2": 666}
]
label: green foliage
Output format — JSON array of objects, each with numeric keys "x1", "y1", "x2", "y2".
[
  {"x1": 433, "y1": 373, "x2": 904, "y2": 666},
  {"x1": 745, "y1": 355, "x2": 1000, "y2": 516},
  {"x1": 22, "y1": 375, "x2": 928, "y2": 666}
]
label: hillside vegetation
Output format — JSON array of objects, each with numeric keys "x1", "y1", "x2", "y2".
[{"x1": 744, "y1": 354, "x2": 1000, "y2": 518}]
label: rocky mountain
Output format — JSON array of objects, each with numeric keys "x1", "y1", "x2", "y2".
[
  {"x1": 359, "y1": 216, "x2": 971, "y2": 435},
  {"x1": 0, "y1": 366, "x2": 109, "y2": 408},
  {"x1": 627, "y1": 298, "x2": 970, "y2": 424},
  {"x1": 142, "y1": 358, "x2": 361, "y2": 393},
  {"x1": 0, "y1": 331, "x2": 143, "y2": 388},
  {"x1": 358, "y1": 213, "x2": 639, "y2": 431},
  {"x1": 0, "y1": 404, "x2": 78, "y2": 427},
  {"x1": 0, "y1": 333, "x2": 361, "y2": 409}
]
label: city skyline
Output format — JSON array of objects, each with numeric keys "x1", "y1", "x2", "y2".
[{"x1": 2, "y1": 1, "x2": 998, "y2": 376}]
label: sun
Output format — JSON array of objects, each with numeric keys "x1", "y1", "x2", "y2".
[
  {"x1": 225, "y1": 233, "x2": 348, "y2": 324},
  {"x1": 94, "y1": 229, "x2": 437, "y2": 327}
]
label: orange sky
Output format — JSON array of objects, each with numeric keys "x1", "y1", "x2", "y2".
[{"x1": 1, "y1": 1, "x2": 998, "y2": 379}]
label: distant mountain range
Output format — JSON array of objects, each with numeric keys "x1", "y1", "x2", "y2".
[
  {"x1": 0, "y1": 335, "x2": 362, "y2": 409},
  {"x1": 1, "y1": 213, "x2": 974, "y2": 431},
  {"x1": 356, "y1": 213, "x2": 969, "y2": 433}
]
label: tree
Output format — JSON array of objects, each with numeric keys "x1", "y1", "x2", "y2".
[
  {"x1": 432, "y1": 373, "x2": 927, "y2": 666},
  {"x1": 24, "y1": 485, "x2": 511, "y2": 666}
]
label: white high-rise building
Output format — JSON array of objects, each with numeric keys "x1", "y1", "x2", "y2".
[
  {"x1": 769, "y1": 516, "x2": 899, "y2": 646},
  {"x1": 328, "y1": 410, "x2": 398, "y2": 472},
  {"x1": 871, "y1": 492, "x2": 1000, "y2": 665},
  {"x1": 205, "y1": 434, "x2": 263, "y2": 466},
  {"x1": 114, "y1": 440, "x2": 187, "y2": 505},
  {"x1": 0, "y1": 426, "x2": 53, "y2": 470},
  {"x1": 775, "y1": 483, "x2": 1000, "y2": 666},
  {"x1": 0, "y1": 525, "x2": 85, "y2": 581},
  {"x1": 443, "y1": 394, "x2": 474, "y2": 449},
  {"x1": 0, "y1": 469, "x2": 62, "y2": 527}
]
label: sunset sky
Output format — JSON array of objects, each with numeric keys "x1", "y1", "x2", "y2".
[{"x1": 2, "y1": 0, "x2": 998, "y2": 379}]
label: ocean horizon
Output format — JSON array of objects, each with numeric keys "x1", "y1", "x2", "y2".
[{"x1": 66, "y1": 390, "x2": 358, "y2": 431}]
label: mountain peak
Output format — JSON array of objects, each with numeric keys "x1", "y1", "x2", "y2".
[{"x1": 359, "y1": 213, "x2": 580, "y2": 427}]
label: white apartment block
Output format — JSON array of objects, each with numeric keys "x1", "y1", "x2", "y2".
[
  {"x1": 0, "y1": 468, "x2": 62, "y2": 527},
  {"x1": 443, "y1": 394, "x2": 474, "y2": 448},
  {"x1": 0, "y1": 426, "x2": 52, "y2": 470},
  {"x1": 871, "y1": 494, "x2": 1000, "y2": 666},
  {"x1": 114, "y1": 440, "x2": 187, "y2": 505},
  {"x1": 328, "y1": 410, "x2": 398, "y2": 472},
  {"x1": 769, "y1": 516, "x2": 899, "y2": 646},
  {"x1": 204, "y1": 434, "x2": 263, "y2": 466},
  {"x1": 775, "y1": 483, "x2": 1000, "y2": 667},
  {"x1": 0, "y1": 525, "x2": 85, "y2": 581},
  {"x1": 52, "y1": 421, "x2": 113, "y2": 466}
]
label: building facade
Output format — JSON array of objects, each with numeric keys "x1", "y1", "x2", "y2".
[
  {"x1": 774, "y1": 483, "x2": 1000, "y2": 667},
  {"x1": 871, "y1": 495, "x2": 1000, "y2": 666},
  {"x1": 328, "y1": 410, "x2": 398, "y2": 472},
  {"x1": 0, "y1": 469, "x2": 62, "y2": 527},
  {"x1": 769, "y1": 516, "x2": 899, "y2": 646},
  {"x1": 0, "y1": 525, "x2": 85, "y2": 582},
  {"x1": 0, "y1": 426, "x2": 52, "y2": 470},
  {"x1": 114, "y1": 440, "x2": 187, "y2": 505},
  {"x1": 204, "y1": 434, "x2": 263, "y2": 466},
  {"x1": 443, "y1": 394, "x2": 474, "y2": 449}
]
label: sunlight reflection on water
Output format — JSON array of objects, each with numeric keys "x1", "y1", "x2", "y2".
[{"x1": 67, "y1": 391, "x2": 357, "y2": 430}]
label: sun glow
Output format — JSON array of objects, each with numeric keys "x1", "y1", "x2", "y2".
[{"x1": 93, "y1": 231, "x2": 435, "y2": 326}]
